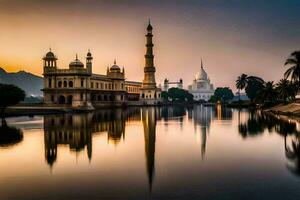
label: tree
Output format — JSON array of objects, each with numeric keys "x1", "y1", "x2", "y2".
[
  {"x1": 236, "y1": 74, "x2": 248, "y2": 101},
  {"x1": 161, "y1": 91, "x2": 168, "y2": 102},
  {"x1": 210, "y1": 87, "x2": 234, "y2": 103},
  {"x1": 0, "y1": 84, "x2": 25, "y2": 126},
  {"x1": 284, "y1": 51, "x2": 300, "y2": 91},
  {"x1": 256, "y1": 81, "x2": 278, "y2": 103},
  {"x1": 276, "y1": 79, "x2": 296, "y2": 103},
  {"x1": 164, "y1": 88, "x2": 193, "y2": 103},
  {"x1": 245, "y1": 78, "x2": 264, "y2": 103}
]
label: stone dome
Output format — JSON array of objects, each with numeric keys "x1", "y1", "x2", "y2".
[
  {"x1": 110, "y1": 60, "x2": 120, "y2": 72},
  {"x1": 44, "y1": 49, "x2": 57, "y2": 60},
  {"x1": 69, "y1": 55, "x2": 84, "y2": 68},
  {"x1": 46, "y1": 51, "x2": 55, "y2": 58}
]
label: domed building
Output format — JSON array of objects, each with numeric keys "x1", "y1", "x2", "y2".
[
  {"x1": 42, "y1": 50, "x2": 141, "y2": 109},
  {"x1": 188, "y1": 60, "x2": 214, "y2": 101},
  {"x1": 42, "y1": 21, "x2": 162, "y2": 109}
]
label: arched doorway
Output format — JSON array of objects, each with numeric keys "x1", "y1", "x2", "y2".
[
  {"x1": 67, "y1": 95, "x2": 73, "y2": 105},
  {"x1": 58, "y1": 95, "x2": 65, "y2": 104}
]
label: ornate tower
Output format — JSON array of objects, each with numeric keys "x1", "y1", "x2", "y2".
[
  {"x1": 143, "y1": 21, "x2": 156, "y2": 89},
  {"x1": 140, "y1": 20, "x2": 162, "y2": 105},
  {"x1": 86, "y1": 50, "x2": 93, "y2": 74}
]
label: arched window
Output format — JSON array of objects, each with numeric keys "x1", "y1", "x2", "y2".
[
  {"x1": 51, "y1": 95, "x2": 54, "y2": 102},
  {"x1": 58, "y1": 81, "x2": 62, "y2": 88},
  {"x1": 69, "y1": 81, "x2": 73, "y2": 88},
  {"x1": 98, "y1": 95, "x2": 102, "y2": 101},
  {"x1": 81, "y1": 78, "x2": 84, "y2": 87},
  {"x1": 63, "y1": 81, "x2": 67, "y2": 87}
]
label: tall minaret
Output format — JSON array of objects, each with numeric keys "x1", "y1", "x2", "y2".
[{"x1": 142, "y1": 20, "x2": 157, "y2": 89}]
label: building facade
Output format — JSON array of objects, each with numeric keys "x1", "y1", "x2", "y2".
[
  {"x1": 42, "y1": 22, "x2": 161, "y2": 109},
  {"x1": 188, "y1": 60, "x2": 215, "y2": 101},
  {"x1": 42, "y1": 52, "x2": 142, "y2": 109}
]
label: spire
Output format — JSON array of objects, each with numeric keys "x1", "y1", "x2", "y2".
[
  {"x1": 201, "y1": 58, "x2": 203, "y2": 69},
  {"x1": 76, "y1": 54, "x2": 78, "y2": 60},
  {"x1": 114, "y1": 58, "x2": 116, "y2": 65},
  {"x1": 147, "y1": 19, "x2": 153, "y2": 31}
]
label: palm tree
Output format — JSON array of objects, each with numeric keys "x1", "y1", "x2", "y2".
[
  {"x1": 236, "y1": 74, "x2": 248, "y2": 102},
  {"x1": 284, "y1": 51, "x2": 300, "y2": 93},
  {"x1": 256, "y1": 81, "x2": 277, "y2": 103},
  {"x1": 276, "y1": 79, "x2": 296, "y2": 103}
]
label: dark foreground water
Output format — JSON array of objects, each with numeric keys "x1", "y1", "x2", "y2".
[{"x1": 0, "y1": 105, "x2": 300, "y2": 200}]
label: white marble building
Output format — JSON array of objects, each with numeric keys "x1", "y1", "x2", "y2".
[{"x1": 188, "y1": 60, "x2": 214, "y2": 101}]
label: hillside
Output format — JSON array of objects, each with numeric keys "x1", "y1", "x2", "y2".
[{"x1": 0, "y1": 67, "x2": 43, "y2": 96}]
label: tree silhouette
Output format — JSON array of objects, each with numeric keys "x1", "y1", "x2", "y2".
[
  {"x1": 0, "y1": 125, "x2": 23, "y2": 147},
  {"x1": 0, "y1": 84, "x2": 25, "y2": 126},
  {"x1": 284, "y1": 50, "x2": 300, "y2": 90}
]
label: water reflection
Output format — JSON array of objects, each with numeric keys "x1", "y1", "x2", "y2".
[
  {"x1": 142, "y1": 107, "x2": 161, "y2": 191},
  {"x1": 44, "y1": 108, "x2": 141, "y2": 166},
  {"x1": 43, "y1": 107, "x2": 160, "y2": 190},
  {"x1": 238, "y1": 110, "x2": 300, "y2": 177},
  {"x1": 0, "y1": 124, "x2": 23, "y2": 147},
  {"x1": 3, "y1": 106, "x2": 300, "y2": 199}
]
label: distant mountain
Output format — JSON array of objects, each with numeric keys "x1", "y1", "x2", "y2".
[{"x1": 0, "y1": 67, "x2": 43, "y2": 96}]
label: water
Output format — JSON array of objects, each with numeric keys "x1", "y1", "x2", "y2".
[{"x1": 0, "y1": 105, "x2": 300, "y2": 200}]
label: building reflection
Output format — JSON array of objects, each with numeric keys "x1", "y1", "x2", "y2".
[
  {"x1": 141, "y1": 107, "x2": 161, "y2": 191},
  {"x1": 43, "y1": 108, "x2": 140, "y2": 167},
  {"x1": 44, "y1": 113, "x2": 93, "y2": 167},
  {"x1": 189, "y1": 105, "x2": 213, "y2": 159}
]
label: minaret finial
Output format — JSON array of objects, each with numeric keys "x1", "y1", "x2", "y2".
[
  {"x1": 201, "y1": 58, "x2": 203, "y2": 69},
  {"x1": 49, "y1": 47, "x2": 52, "y2": 52},
  {"x1": 76, "y1": 54, "x2": 78, "y2": 60},
  {"x1": 147, "y1": 19, "x2": 153, "y2": 31},
  {"x1": 114, "y1": 58, "x2": 116, "y2": 65}
]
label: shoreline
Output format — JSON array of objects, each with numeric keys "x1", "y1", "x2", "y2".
[
  {"x1": 4, "y1": 102, "x2": 216, "y2": 117},
  {"x1": 262, "y1": 102, "x2": 300, "y2": 122}
]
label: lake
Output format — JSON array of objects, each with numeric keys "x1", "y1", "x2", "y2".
[{"x1": 0, "y1": 105, "x2": 300, "y2": 200}]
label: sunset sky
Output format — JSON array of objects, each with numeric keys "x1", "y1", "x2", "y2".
[{"x1": 0, "y1": 0, "x2": 299, "y2": 90}]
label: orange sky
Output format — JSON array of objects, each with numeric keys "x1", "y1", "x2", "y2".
[{"x1": 0, "y1": 0, "x2": 299, "y2": 90}]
